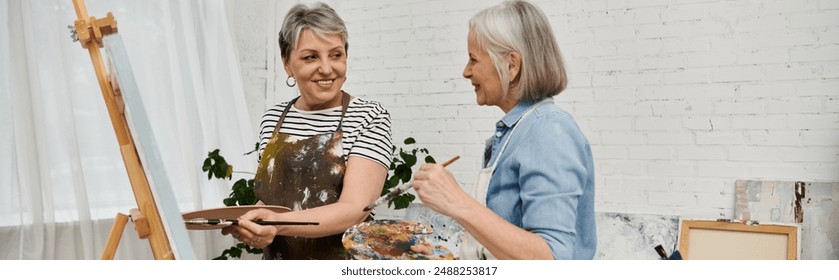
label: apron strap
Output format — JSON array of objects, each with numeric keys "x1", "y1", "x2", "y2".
[
  {"x1": 488, "y1": 98, "x2": 553, "y2": 170},
  {"x1": 273, "y1": 96, "x2": 299, "y2": 135},
  {"x1": 272, "y1": 91, "x2": 353, "y2": 135},
  {"x1": 335, "y1": 91, "x2": 352, "y2": 131}
]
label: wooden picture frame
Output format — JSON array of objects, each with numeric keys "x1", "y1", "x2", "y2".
[{"x1": 678, "y1": 220, "x2": 798, "y2": 260}]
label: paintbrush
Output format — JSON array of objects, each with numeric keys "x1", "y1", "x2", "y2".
[
  {"x1": 184, "y1": 218, "x2": 319, "y2": 227},
  {"x1": 654, "y1": 245, "x2": 668, "y2": 260},
  {"x1": 362, "y1": 155, "x2": 460, "y2": 212}
]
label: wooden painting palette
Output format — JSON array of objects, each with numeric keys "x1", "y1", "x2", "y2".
[{"x1": 342, "y1": 219, "x2": 456, "y2": 260}]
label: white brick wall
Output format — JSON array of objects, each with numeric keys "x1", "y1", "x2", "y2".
[{"x1": 231, "y1": 0, "x2": 839, "y2": 219}]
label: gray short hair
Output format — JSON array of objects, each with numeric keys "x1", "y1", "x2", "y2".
[
  {"x1": 469, "y1": 0, "x2": 568, "y2": 102},
  {"x1": 278, "y1": 2, "x2": 348, "y2": 62}
]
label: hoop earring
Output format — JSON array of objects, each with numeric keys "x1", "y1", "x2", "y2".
[{"x1": 286, "y1": 76, "x2": 296, "y2": 87}]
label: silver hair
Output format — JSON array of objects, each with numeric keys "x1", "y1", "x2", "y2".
[
  {"x1": 469, "y1": 0, "x2": 568, "y2": 102},
  {"x1": 278, "y1": 2, "x2": 348, "y2": 62}
]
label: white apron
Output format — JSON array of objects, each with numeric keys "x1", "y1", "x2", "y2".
[{"x1": 459, "y1": 99, "x2": 552, "y2": 260}]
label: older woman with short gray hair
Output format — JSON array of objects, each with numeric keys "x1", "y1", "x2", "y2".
[
  {"x1": 223, "y1": 2, "x2": 393, "y2": 260},
  {"x1": 412, "y1": 0, "x2": 596, "y2": 260}
]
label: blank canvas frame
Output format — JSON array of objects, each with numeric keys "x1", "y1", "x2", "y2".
[
  {"x1": 104, "y1": 34, "x2": 196, "y2": 259},
  {"x1": 678, "y1": 220, "x2": 798, "y2": 260}
]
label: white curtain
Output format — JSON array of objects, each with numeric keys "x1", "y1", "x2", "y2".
[{"x1": 0, "y1": 0, "x2": 256, "y2": 259}]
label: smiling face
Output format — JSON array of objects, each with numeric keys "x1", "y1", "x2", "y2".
[
  {"x1": 463, "y1": 30, "x2": 521, "y2": 112},
  {"x1": 284, "y1": 29, "x2": 347, "y2": 111}
]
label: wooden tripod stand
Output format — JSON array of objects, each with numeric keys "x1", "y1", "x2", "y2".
[{"x1": 70, "y1": 0, "x2": 174, "y2": 260}]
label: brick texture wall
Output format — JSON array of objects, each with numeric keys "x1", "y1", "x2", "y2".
[{"x1": 231, "y1": 0, "x2": 839, "y2": 219}]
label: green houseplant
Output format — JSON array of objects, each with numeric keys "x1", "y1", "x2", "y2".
[
  {"x1": 201, "y1": 148, "x2": 261, "y2": 259},
  {"x1": 381, "y1": 137, "x2": 436, "y2": 209},
  {"x1": 201, "y1": 137, "x2": 435, "y2": 259}
]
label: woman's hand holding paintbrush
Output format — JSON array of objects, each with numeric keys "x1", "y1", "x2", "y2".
[{"x1": 363, "y1": 155, "x2": 460, "y2": 212}]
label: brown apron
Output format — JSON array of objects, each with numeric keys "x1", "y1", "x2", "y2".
[{"x1": 253, "y1": 92, "x2": 351, "y2": 260}]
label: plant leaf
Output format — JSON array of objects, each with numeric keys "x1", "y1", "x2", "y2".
[
  {"x1": 404, "y1": 137, "x2": 416, "y2": 145},
  {"x1": 384, "y1": 175, "x2": 400, "y2": 191},
  {"x1": 223, "y1": 197, "x2": 235, "y2": 207},
  {"x1": 202, "y1": 158, "x2": 211, "y2": 171},
  {"x1": 400, "y1": 152, "x2": 417, "y2": 167},
  {"x1": 399, "y1": 169, "x2": 412, "y2": 183},
  {"x1": 392, "y1": 193, "x2": 415, "y2": 209}
]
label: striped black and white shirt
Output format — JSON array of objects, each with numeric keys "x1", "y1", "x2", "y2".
[{"x1": 257, "y1": 97, "x2": 393, "y2": 168}]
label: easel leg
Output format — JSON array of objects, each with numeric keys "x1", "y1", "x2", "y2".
[{"x1": 101, "y1": 212, "x2": 129, "y2": 260}]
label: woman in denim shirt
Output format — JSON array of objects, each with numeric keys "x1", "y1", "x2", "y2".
[{"x1": 412, "y1": 0, "x2": 596, "y2": 260}]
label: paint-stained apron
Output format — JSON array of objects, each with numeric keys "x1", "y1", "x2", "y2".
[
  {"x1": 253, "y1": 92, "x2": 351, "y2": 260},
  {"x1": 460, "y1": 99, "x2": 551, "y2": 260}
]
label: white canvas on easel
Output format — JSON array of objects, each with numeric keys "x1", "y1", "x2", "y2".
[{"x1": 104, "y1": 34, "x2": 195, "y2": 259}]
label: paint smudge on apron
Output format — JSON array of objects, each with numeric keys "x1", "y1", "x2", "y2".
[{"x1": 253, "y1": 92, "x2": 351, "y2": 260}]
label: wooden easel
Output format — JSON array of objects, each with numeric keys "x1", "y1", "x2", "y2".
[{"x1": 71, "y1": 0, "x2": 174, "y2": 260}]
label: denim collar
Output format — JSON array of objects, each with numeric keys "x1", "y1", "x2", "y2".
[{"x1": 499, "y1": 97, "x2": 552, "y2": 128}]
